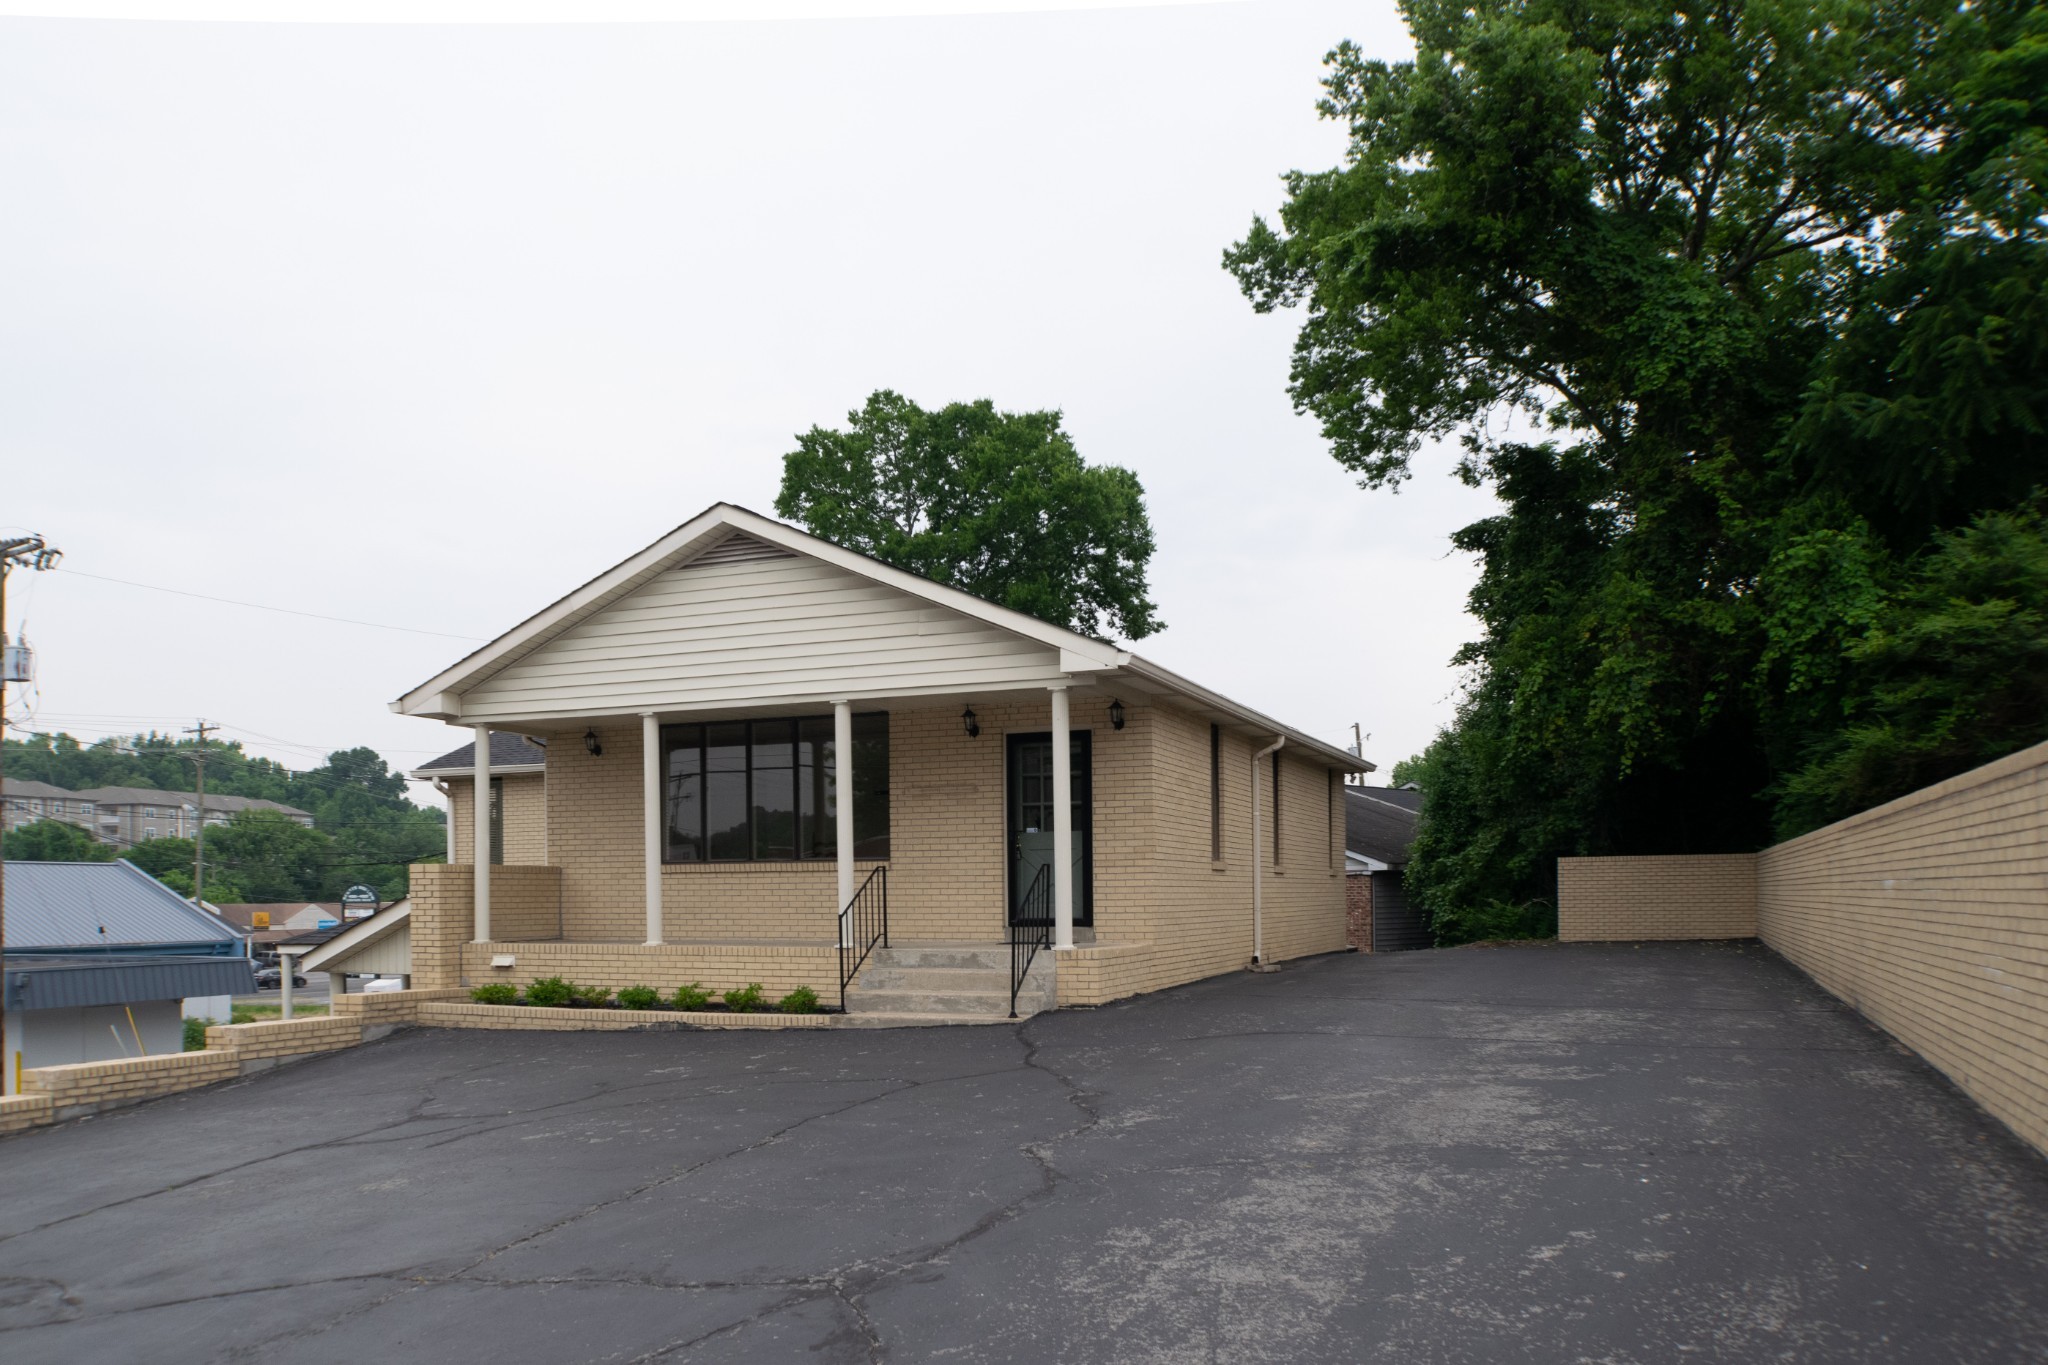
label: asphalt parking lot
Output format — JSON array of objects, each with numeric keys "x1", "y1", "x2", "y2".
[{"x1": 2, "y1": 941, "x2": 2045, "y2": 1364}]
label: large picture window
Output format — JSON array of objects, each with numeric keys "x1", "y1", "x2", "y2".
[{"x1": 661, "y1": 713, "x2": 889, "y2": 863}]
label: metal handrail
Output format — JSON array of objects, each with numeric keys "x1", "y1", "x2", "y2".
[
  {"x1": 837, "y1": 865, "x2": 888, "y2": 1012},
  {"x1": 1009, "y1": 863, "x2": 1053, "y2": 1019}
]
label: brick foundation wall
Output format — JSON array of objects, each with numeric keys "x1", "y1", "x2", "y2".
[
  {"x1": 461, "y1": 940, "x2": 838, "y2": 999},
  {"x1": 1757, "y1": 739, "x2": 2048, "y2": 1156},
  {"x1": 1345, "y1": 873, "x2": 1373, "y2": 951},
  {"x1": 1557, "y1": 854, "x2": 1760, "y2": 941}
]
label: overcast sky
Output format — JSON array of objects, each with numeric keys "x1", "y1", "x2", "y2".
[{"x1": 2, "y1": 1, "x2": 1496, "y2": 807}]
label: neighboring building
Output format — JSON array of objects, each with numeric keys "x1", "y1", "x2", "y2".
[
  {"x1": 1344, "y1": 785, "x2": 1429, "y2": 952},
  {"x1": 2, "y1": 860, "x2": 254, "y2": 1094},
  {"x1": 75, "y1": 787, "x2": 313, "y2": 848},
  {"x1": 210, "y1": 902, "x2": 359, "y2": 952},
  {"x1": 409, "y1": 734, "x2": 546, "y2": 867},
  {"x1": 2, "y1": 778, "x2": 97, "y2": 835},
  {"x1": 389, "y1": 502, "x2": 1372, "y2": 1018},
  {"x1": 290, "y1": 900, "x2": 414, "y2": 995},
  {"x1": 2, "y1": 779, "x2": 312, "y2": 847}
]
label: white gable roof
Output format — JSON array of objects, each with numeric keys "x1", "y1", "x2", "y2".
[{"x1": 394, "y1": 503, "x2": 1368, "y2": 771}]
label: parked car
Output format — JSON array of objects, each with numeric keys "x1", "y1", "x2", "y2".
[{"x1": 253, "y1": 966, "x2": 307, "y2": 990}]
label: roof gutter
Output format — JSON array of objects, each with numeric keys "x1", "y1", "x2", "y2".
[{"x1": 1250, "y1": 735, "x2": 1285, "y2": 969}]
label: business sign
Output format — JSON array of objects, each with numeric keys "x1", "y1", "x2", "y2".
[
  {"x1": 317, "y1": 917, "x2": 340, "y2": 930},
  {"x1": 251, "y1": 911, "x2": 270, "y2": 930},
  {"x1": 341, "y1": 884, "x2": 379, "y2": 919}
]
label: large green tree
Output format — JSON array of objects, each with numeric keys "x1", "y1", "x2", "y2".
[
  {"x1": 777, "y1": 390, "x2": 1163, "y2": 640},
  {"x1": 1229, "y1": 0, "x2": 2047, "y2": 939}
]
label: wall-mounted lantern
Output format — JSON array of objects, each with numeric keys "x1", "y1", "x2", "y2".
[
  {"x1": 583, "y1": 728, "x2": 604, "y2": 757},
  {"x1": 1108, "y1": 698, "x2": 1126, "y2": 731},
  {"x1": 962, "y1": 706, "x2": 980, "y2": 739}
]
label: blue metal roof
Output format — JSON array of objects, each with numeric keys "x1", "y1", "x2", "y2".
[
  {"x1": 2, "y1": 955, "x2": 256, "y2": 1011},
  {"x1": 2, "y1": 861, "x2": 245, "y2": 956}
]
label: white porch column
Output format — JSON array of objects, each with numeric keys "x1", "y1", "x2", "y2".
[
  {"x1": 472, "y1": 724, "x2": 492, "y2": 943},
  {"x1": 642, "y1": 712, "x2": 664, "y2": 945},
  {"x1": 279, "y1": 949, "x2": 295, "y2": 1020},
  {"x1": 1050, "y1": 684, "x2": 1075, "y2": 950},
  {"x1": 833, "y1": 700, "x2": 854, "y2": 945}
]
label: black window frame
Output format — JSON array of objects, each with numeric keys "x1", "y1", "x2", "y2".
[
  {"x1": 660, "y1": 712, "x2": 889, "y2": 864},
  {"x1": 488, "y1": 776, "x2": 504, "y2": 866}
]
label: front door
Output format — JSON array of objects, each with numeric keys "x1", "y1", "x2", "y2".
[{"x1": 1007, "y1": 731, "x2": 1092, "y2": 926}]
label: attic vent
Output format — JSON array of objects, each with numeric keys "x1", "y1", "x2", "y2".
[{"x1": 689, "y1": 534, "x2": 797, "y2": 567}]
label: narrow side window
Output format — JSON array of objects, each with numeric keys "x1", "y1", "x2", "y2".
[{"x1": 1209, "y1": 724, "x2": 1222, "y2": 860}]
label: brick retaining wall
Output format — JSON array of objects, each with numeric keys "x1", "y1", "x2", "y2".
[{"x1": 1557, "y1": 854, "x2": 1759, "y2": 942}]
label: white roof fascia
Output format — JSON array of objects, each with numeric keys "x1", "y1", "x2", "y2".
[
  {"x1": 404, "y1": 765, "x2": 545, "y2": 781},
  {"x1": 393, "y1": 504, "x2": 1129, "y2": 717},
  {"x1": 1345, "y1": 851, "x2": 1391, "y2": 873},
  {"x1": 1118, "y1": 654, "x2": 1372, "y2": 772},
  {"x1": 296, "y1": 902, "x2": 411, "y2": 974}
]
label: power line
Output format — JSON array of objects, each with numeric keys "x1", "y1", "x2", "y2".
[{"x1": 52, "y1": 567, "x2": 487, "y2": 641}]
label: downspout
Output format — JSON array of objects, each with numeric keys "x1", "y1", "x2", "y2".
[{"x1": 1250, "y1": 735, "x2": 1285, "y2": 967}]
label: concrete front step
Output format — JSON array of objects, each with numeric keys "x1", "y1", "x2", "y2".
[
  {"x1": 858, "y1": 965, "x2": 1010, "y2": 993},
  {"x1": 872, "y1": 945, "x2": 1012, "y2": 971},
  {"x1": 846, "y1": 989, "x2": 1019, "y2": 1016},
  {"x1": 838, "y1": 1011, "x2": 1014, "y2": 1028},
  {"x1": 844, "y1": 943, "x2": 1054, "y2": 1019}
]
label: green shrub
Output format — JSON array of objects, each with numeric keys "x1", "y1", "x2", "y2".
[
  {"x1": 723, "y1": 982, "x2": 768, "y2": 1013},
  {"x1": 182, "y1": 1017, "x2": 213, "y2": 1051},
  {"x1": 776, "y1": 986, "x2": 820, "y2": 1014},
  {"x1": 525, "y1": 975, "x2": 575, "y2": 1007},
  {"x1": 671, "y1": 981, "x2": 713, "y2": 1010},
  {"x1": 617, "y1": 985, "x2": 660, "y2": 1010},
  {"x1": 470, "y1": 983, "x2": 518, "y2": 1005},
  {"x1": 572, "y1": 983, "x2": 614, "y2": 1008}
]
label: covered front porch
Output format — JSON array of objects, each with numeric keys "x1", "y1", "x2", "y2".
[{"x1": 410, "y1": 689, "x2": 1149, "y2": 1013}]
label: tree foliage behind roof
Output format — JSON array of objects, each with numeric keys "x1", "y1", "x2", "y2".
[
  {"x1": 775, "y1": 390, "x2": 1163, "y2": 641},
  {"x1": 1229, "y1": 0, "x2": 2048, "y2": 942}
]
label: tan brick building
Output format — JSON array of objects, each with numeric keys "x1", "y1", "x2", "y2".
[{"x1": 389, "y1": 504, "x2": 1370, "y2": 1018}]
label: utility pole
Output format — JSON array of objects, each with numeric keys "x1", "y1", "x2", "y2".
[
  {"x1": 0, "y1": 534, "x2": 63, "y2": 1095},
  {"x1": 183, "y1": 719, "x2": 218, "y2": 906}
]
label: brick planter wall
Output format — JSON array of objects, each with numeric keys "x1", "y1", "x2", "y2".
[
  {"x1": 418, "y1": 1002, "x2": 834, "y2": 1031},
  {"x1": 204, "y1": 1016, "x2": 362, "y2": 1064}
]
